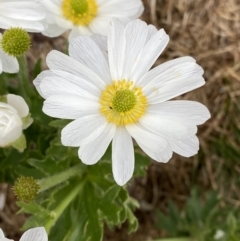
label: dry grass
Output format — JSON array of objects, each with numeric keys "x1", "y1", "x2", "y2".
[{"x1": 1, "y1": 0, "x2": 240, "y2": 240}]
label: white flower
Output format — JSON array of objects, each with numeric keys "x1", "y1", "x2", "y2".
[
  {"x1": 0, "y1": 33, "x2": 19, "y2": 74},
  {"x1": 41, "y1": 0, "x2": 144, "y2": 39},
  {"x1": 34, "y1": 19, "x2": 211, "y2": 186},
  {"x1": 0, "y1": 227, "x2": 47, "y2": 241},
  {"x1": 0, "y1": 94, "x2": 32, "y2": 148},
  {"x1": 0, "y1": 192, "x2": 6, "y2": 210},
  {"x1": 214, "y1": 229, "x2": 225, "y2": 240},
  {"x1": 0, "y1": 0, "x2": 46, "y2": 33}
]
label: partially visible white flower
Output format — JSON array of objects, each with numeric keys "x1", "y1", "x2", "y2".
[
  {"x1": 0, "y1": 0, "x2": 46, "y2": 33},
  {"x1": 0, "y1": 94, "x2": 33, "y2": 149},
  {"x1": 0, "y1": 192, "x2": 6, "y2": 210},
  {"x1": 0, "y1": 33, "x2": 19, "y2": 74},
  {"x1": 41, "y1": 0, "x2": 144, "y2": 39},
  {"x1": 0, "y1": 227, "x2": 48, "y2": 241},
  {"x1": 214, "y1": 229, "x2": 225, "y2": 240},
  {"x1": 34, "y1": 19, "x2": 210, "y2": 186},
  {"x1": 0, "y1": 184, "x2": 7, "y2": 210}
]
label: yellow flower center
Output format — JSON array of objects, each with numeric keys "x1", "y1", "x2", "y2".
[
  {"x1": 100, "y1": 80, "x2": 148, "y2": 126},
  {"x1": 62, "y1": 0, "x2": 97, "y2": 26}
]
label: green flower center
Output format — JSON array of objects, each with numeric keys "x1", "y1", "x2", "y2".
[
  {"x1": 1, "y1": 27, "x2": 31, "y2": 57},
  {"x1": 70, "y1": 0, "x2": 88, "y2": 15},
  {"x1": 13, "y1": 176, "x2": 40, "y2": 203},
  {"x1": 62, "y1": 0, "x2": 97, "y2": 26},
  {"x1": 112, "y1": 89, "x2": 137, "y2": 113}
]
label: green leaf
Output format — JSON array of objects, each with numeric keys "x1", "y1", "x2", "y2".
[
  {"x1": 134, "y1": 151, "x2": 151, "y2": 177},
  {"x1": 18, "y1": 160, "x2": 140, "y2": 241},
  {"x1": 49, "y1": 119, "x2": 71, "y2": 128},
  {"x1": 11, "y1": 134, "x2": 26, "y2": 152},
  {"x1": 33, "y1": 58, "x2": 42, "y2": 79}
]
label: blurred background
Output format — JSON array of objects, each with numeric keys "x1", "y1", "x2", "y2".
[{"x1": 1, "y1": 0, "x2": 240, "y2": 240}]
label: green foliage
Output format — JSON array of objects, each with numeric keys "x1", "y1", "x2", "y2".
[
  {"x1": 156, "y1": 189, "x2": 240, "y2": 241},
  {"x1": 17, "y1": 131, "x2": 147, "y2": 241}
]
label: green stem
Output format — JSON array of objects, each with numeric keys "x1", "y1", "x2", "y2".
[
  {"x1": 38, "y1": 164, "x2": 86, "y2": 193},
  {"x1": 0, "y1": 73, "x2": 7, "y2": 95},
  {"x1": 45, "y1": 181, "x2": 84, "y2": 233},
  {"x1": 17, "y1": 55, "x2": 33, "y2": 102}
]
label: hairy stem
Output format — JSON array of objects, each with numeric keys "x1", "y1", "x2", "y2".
[
  {"x1": 17, "y1": 55, "x2": 32, "y2": 102},
  {"x1": 44, "y1": 181, "x2": 84, "y2": 233},
  {"x1": 38, "y1": 164, "x2": 86, "y2": 193}
]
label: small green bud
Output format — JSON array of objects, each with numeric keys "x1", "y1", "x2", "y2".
[
  {"x1": 13, "y1": 176, "x2": 40, "y2": 203},
  {"x1": 1, "y1": 27, "x2": 31, "y2": 57}
]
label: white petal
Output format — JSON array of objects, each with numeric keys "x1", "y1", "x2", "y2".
[
  {"x1": 54, "y1": 15, "x2": 73, "y2": 29},
  {"x1": 169, "y1": 135, "x2": 199, "y2": 157},
  {"x1": 146, "y1": 101, "x2": 211, "y2": 125},
  {"x1": 20, "y1": 227, "x2": 47, "y2": 241},
  {"x1": 61, "y1": 115, "x2": 106, "y2": 147},
  {"x1": 146, "y1": 24, "x2": 158, "y2": 42},
  {"x1": 138, "y1": 56, "x2": 196, "y2": 87},
  {"x1": 0, "y1": 2, "x2": 45, "y2": 21},
  {"x1": 138, "y1": 141, "x2": 172, "y2": 163},
  {"x1": 46, "y1": 50, "x2": 106, "y2": 90},
  {"x1": 68, "y1": 26, "x2": 92, "y2": 39},
  {"x1": 139, "y1": 114, "x2": 196, "y2": 140},
  {"x1": 132, "y1": 29, "x2": 170, "y2": 83},
  {"x1": 108, "y1": 18, "x2": 126, "y2": 81},
  {"x1": 0, "y1": 125, "x2": 22, "y2": 147},
  {"x1": 88, "y1": 15, "x2": 112, "y2": 36},
  {"x1": 69, "y1": 36, "x2": 111, "y2": 84},
  {"x1": 90, "y1": 34, "x2": 108, "y2": 55},
  {"x1": 0, "y1": 229, "x2": 5, "y2": 238},
  {"x1": 142, "y1": 61, "x2": 203, "y2": 93},
  {"x1": 43, "y1": 95, "x2": 99, "y2": 119},
  {"x1": 146, "y1": 76, "x2": 205, "y2": 104},
  {"x1": 112, "y1": 127, "x2": 134, "y2": 186},
  {"x1": 78, "y1": 123, "x2": 116, "y2": 165},
  {"x1": 41, "y1": 0, "x2": 61, "y2": 14},
  {"x1": 7, "y1": 94, "x2": 29, "y2": 117},
  {"x1": 0, "y1": 15, "x2": 45, "y2": 32},
  {"x1": 126, "y1": 123, "x2": 168, "y2": 152},
  {"x1": 33, "y1": 70, "x2": 55, "y2": 98},
  {"x1": 42, "y1": 23, "x2": 66, "y2": 38},
  {"x1": 122, "y1": 19, "x2": 148, "y2": 80},
  {"x1": 97, "y1": 0, "x2": 144, "y2": 19},
  {"x1": 40, "y1": 74, "x2": 100, "y2": 101},
  {"x1": 0, "y1": 50, "x2": 19, "y2": 73},
  {"x1": 126, "y1": 123, "x2": 172, "y2": 163}
]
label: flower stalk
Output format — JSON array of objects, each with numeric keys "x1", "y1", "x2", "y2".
[
  {"x1": 17, "y1": 55, "x2": 33, "y2": 102},
  {"x1": 38, "y1": 164, "x2": 86, "y2": 193},
  {"x1": 44, "y1": 181, "x2": 84, "y2": 233}
]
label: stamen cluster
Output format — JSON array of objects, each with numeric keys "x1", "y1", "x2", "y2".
[
  {"x1": 100, "y1": 80, "x2": 148, "y2": 125},
  {"x1": 62, "y1": 0, "x2": 98, "y2": 26}
]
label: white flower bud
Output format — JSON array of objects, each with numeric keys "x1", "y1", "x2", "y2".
[
  {"x1": 214, "y1": 229, "x2": 225, "y2": 240},
  {"x1": 0, "y1": 94, "x2": 32, "y2": 149}
]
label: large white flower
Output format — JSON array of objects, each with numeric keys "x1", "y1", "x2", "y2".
[
  {"x1": 41, "y1": 0, "x2": 144, "y2": 39},
  {"x1": 34, "y1": 19, "x2": 210, "y2": 186},
  {"x1": 0, "y1": 227, "x2": 47, "y2": 241},
  {"x1": 0, "y1": 0, "x2": 46, "y2": 33},
  {"x1": 0, "y1": 94, "x2": 32, "y2": 148}
]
